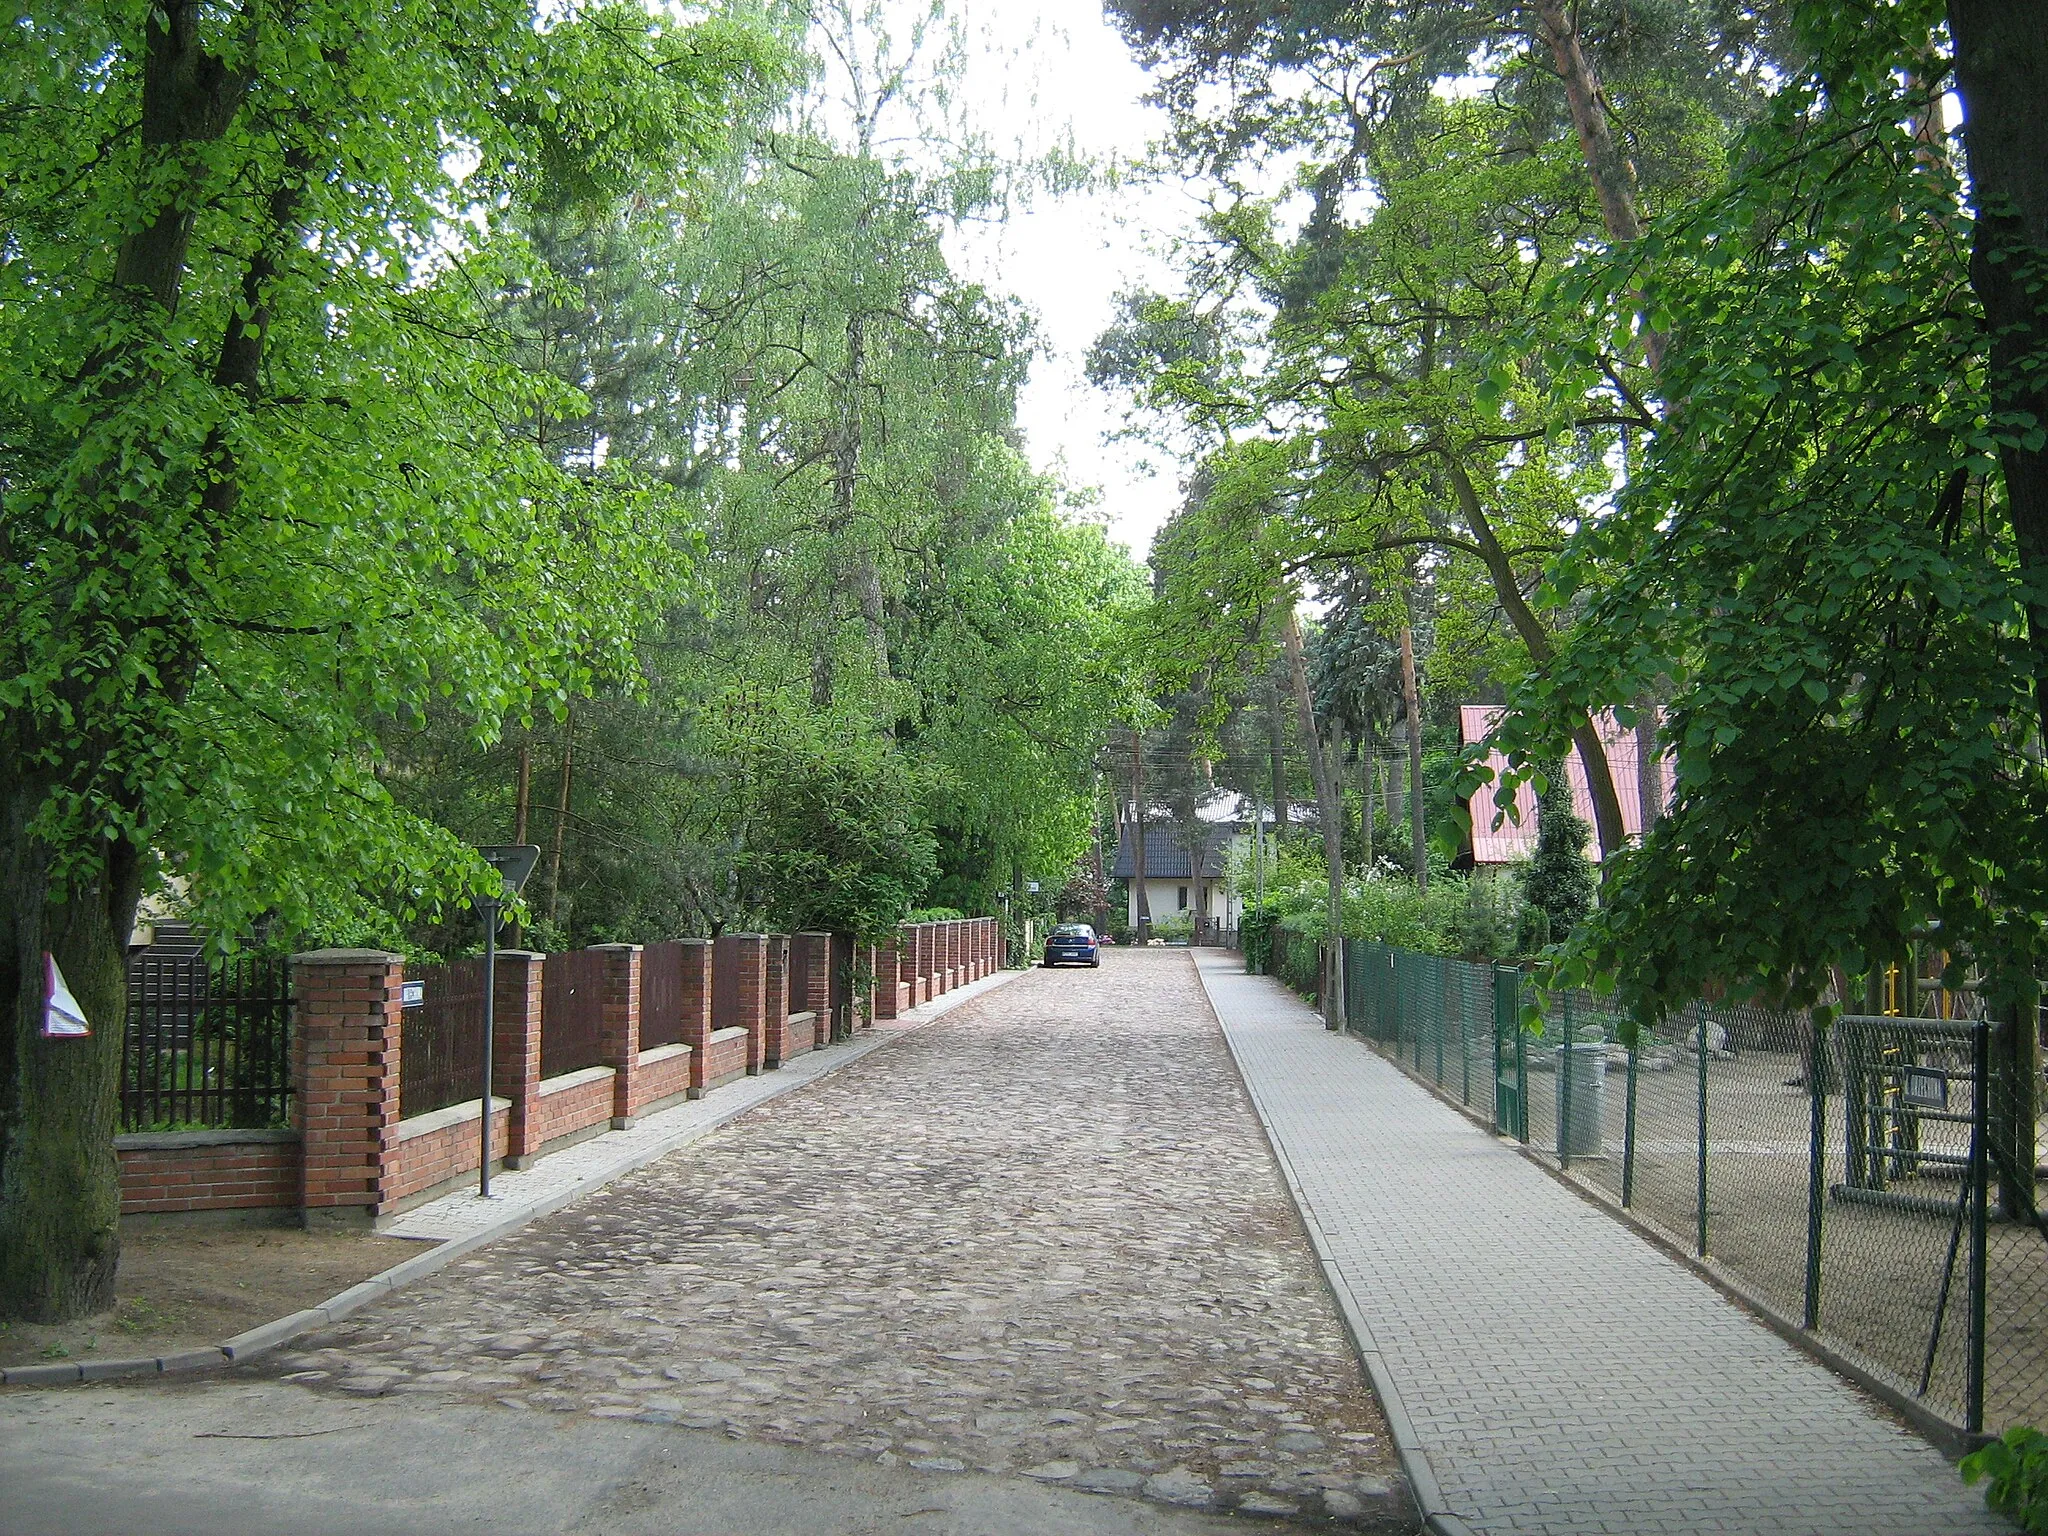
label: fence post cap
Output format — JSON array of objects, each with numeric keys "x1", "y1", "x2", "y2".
[
  {"x1": 589, "y1": 942, "x2": 644, "y2": 953},
  {"x1": 492, "y1": 948, "x2": 546, "y2": 962},
  {"x1": 673, "y1": 937, "x2": 712, "y2": 948},
  {"x1": 291, "y1": 948, "x2": 403, "y2": 966}
]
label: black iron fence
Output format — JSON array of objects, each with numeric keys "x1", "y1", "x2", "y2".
[
  {"x1": 1341, "y1": 938, "x2": 2048, "y2": 1439},
  {"x1": 122, "y1": 943, "x2": 293, "y2": 1131}
]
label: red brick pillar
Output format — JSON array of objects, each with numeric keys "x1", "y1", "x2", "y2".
[
  {"x1": 493, "y1": 951, "x2": 545, "y2": 1167},
  {"x1": 763, "y1": 935, "x2": 791, "y2": 1067},
  {"x1": 974, "y1": 918, "x2": 987, "y2": 978},
  {"x1": 593, "y1": 943, "x2": 641, "y2": 1127},
  {"x1": 875, "y1": 933, "x2": 903, "y2": 1019},
  {"x1": 294, "y1": 949, "x2": 403, "y2": 1230},
  {"x1": 677, "y1": 938, "x2": 713, "y2": 1098},
  {"x1": 937, "y1": 923, "x2": 954, "y2": 996},
  {"x1": 949, "y1": 920, "x2": 964, "y2": 990},
  {"x1": 732, "y1": 933, "x2": 768, "y2": 1072},
  {"x1": 793, "y1": 932, "x2": 830, "y2": 1051},
  {"x1": 898, "y1": 926, "x2": 918, "y2": 1012}
]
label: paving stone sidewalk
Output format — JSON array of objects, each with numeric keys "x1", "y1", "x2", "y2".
[
  {"x1": 1195, "y1": 950, "x2": 2006, "y2": 1536},
  {"x1": 260, "y1": 950, "x2": 1413, "y2": 1529}
]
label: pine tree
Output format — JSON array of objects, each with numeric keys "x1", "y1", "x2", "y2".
[{"x1": 1523, "y1": 759, "x2": 1594, "y2": 943}]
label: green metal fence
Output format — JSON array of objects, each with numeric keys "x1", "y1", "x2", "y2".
[{"x1": 1339, "y1": 938, "x2": 2048, "y2": 1439}]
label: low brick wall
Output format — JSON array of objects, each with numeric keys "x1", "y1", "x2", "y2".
[
  {"x1": 387, "y1": 1097, "x2": 510, "y2": 1209},
  {"x1": 782, "y1": 1009, "x2": 821, "y2": 1059},
  {"x1": 703, "y1": 1026, "x2": 749, "y2": 1089},
  {"x1": 631, "y1": 1044, "x2": 693, "y2": 1117},
  {"x1": 532, "y1": 1067, "x2": 616, "y2": 1151},
  {"x1": 117, "y1": 1129, "x2": 300, "y2": 1217}
]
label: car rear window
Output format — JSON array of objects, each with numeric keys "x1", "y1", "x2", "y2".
[{"x1": 1051, "y1": 925, "x2": 1094, "y2": 938}]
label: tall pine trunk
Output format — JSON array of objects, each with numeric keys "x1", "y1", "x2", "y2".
[{"x1": 1282, "y1": 608, "x2": 1345, "y2": 1027}]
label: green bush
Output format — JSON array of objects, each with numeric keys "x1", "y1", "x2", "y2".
[
  {"x1": 1151, "y1": 912, "x2": 1194, "y2": 945},
  {"x1": 1963, "y1": 1426, "x2": 2048, "y2": 1532},
  {"x1": 1241, "y1": 906, "x2": 1278, "y2": 973}
]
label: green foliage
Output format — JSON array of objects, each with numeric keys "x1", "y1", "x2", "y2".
[
  {"x1": 1240, "y1": 905, "x2": 1280, "y2": 973},
  {"x1": 1492, "y1": 4, "x2": 2048, "y2": 1017},
  {"x1": 1456, "y1": 874, "x2": 1526, "y2": 964},
  {"x1": 1523, "y1": 764, "x2": 1594, "y2": 942},
  {"x1": 704, "y1": 694, "x2": 937, "y2": 943},
  {"x1": 0, "y1": 0, "x2": 774, "y2": 942},
  {"x1": 1962, "y1": 1426, "x2": 2048, "y2": 1533},
  {"x1": 1151, "y1": 912, "x2": 1195, "y2": 944}
]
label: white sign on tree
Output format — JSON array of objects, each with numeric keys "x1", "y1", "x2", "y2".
[{"x1": 40, "y1": 953, "x2": 90, "y2": 1038}]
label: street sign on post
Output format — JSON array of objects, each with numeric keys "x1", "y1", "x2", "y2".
[{"x1": 474, "y1": 844, "x2": 539, "y2": 1198}]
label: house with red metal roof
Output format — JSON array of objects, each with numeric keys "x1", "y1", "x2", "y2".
[{"x1": 1459, "y1": 705, "x2": 1672, "y2": 864}]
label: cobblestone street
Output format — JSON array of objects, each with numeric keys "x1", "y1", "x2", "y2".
[{"x1": 265, "y1": 949, "x2": 1411, "y2": 1529}]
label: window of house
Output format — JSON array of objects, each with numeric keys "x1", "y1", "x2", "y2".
[{"x1": 1177, "y1": 885, "x2": 1188, "y2": 910}]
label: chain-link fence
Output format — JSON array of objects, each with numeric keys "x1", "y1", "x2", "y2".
[{"x1": 1337, "y1": 937, "x2": 2048, "y2": 1438}]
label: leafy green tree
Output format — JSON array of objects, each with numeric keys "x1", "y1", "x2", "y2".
[
  {"x1": 1490, "y1": 5, "x2": 2048, "y2": 1025},
  {"x1": 0, "y1": 0, "x2": 769, "y2": 1320}
]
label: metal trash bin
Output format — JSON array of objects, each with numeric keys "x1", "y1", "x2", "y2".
[{"x1": 1555, "y1": 1032, "x2": 1608, "y2": 1157}]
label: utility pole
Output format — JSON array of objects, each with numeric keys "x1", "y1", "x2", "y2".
[
  {"x1": 1131, "y1": 728, "x2": 1151, "y2": 943},
  {"x1": 1399, "y1": 619, "x2": 1427, "y2": 892}
]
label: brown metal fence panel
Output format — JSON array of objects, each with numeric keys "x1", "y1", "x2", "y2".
[
  {"x1": 711, "y1": 934, "x2": 741, "y2": 1033},
  {"x1": 403, "y1": 962, "x2": 491, "y2": 1122},
  {"x1": 640, "y1": 940, "x2": 688, "y2": 1049},
  {"x1": 541, "y1": 948, "x2": 609, "y2": 1078},
  {"x1": 122, "y1": 945, "x2": 293, "y2": 1131},
  {"x1": 829, "y1": 932, "x2": 854, "y2": 1038},
  {"x1": 400, "y1": 957, "x2": 487, "y2": 1119},
  {"x1": 785, "y1": 939, "x2": 814, "y2": 1021}
]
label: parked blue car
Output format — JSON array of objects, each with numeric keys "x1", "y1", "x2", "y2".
[{"x1": 1042, "y1": 923, "x2": 1101, "y2": 968}]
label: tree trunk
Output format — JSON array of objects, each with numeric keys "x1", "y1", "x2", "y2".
[
  {"x1": 1950, "y1": 2, "x2": 2048, "y2": 747},
  {"x1": 1526, "y1": 0, "x2": 1665, "y2": 373},
  {"x1": 1266, "y1": 679, "x2": 1289, "y2": 837},
  {"x1": 1633, "y1": 697, "x2": 1664, "y2": 833},
  {"x1": 1282, "y1": 608, "x2": 1345, "y2": 1028},
  {"x1": 0, "y1": 766, "x2": 140, "y2": 1320},
  {"x1": 546, "y1": 714, "x2": 573, "y2": 926},
  {"x1": 1950, "y1": 6, "x2": 2048, "y2": 1202},
  {"x1": 1442, "y1": 452, "x2": 1630, "y2": 861},
  {"x1": 1, "y1": 4, "x2": 253, "y2": 1320},
  {"x1": 1359, "y1": 730, "x2": 1376, "y2": 871},
  {"x1": 1399, "y1": 620, "x2": 1428, "y2": 892}
]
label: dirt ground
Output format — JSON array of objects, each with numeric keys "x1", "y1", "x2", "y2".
[{"x1": 0, "y1": 1225, "x2": 421, "y2": 1369}]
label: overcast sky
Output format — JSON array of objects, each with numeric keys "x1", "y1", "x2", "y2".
[{"x1": 935, "y1": 0, "x2": 1198, "y2": 565}]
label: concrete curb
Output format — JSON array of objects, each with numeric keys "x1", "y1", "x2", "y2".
[
  {"x1": 0, "y1": 966, "x2": 1024, "y2": 1392},
  {"x1": 1190, "y1": 950, "x2": 1474, "y2": 1536}
]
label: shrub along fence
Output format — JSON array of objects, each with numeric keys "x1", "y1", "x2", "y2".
[
  {"x1": 1333, "y1": 936, "x2": 2048, "y2": 1443},
  {"x1": 115, "y1": 917, "x2": 1000, "y2": 1227}
]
